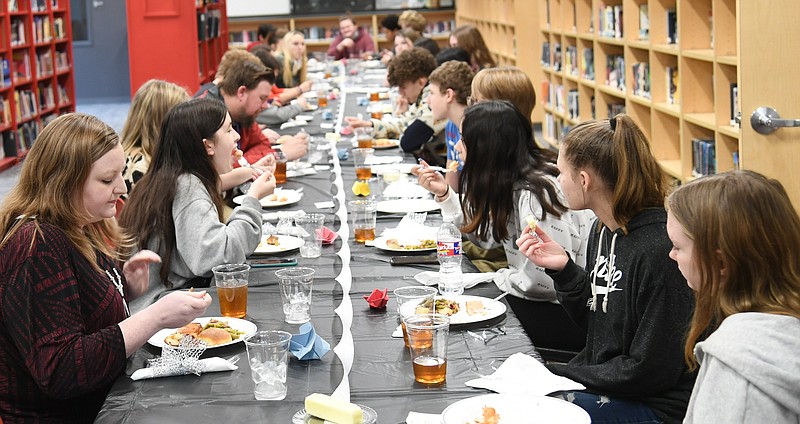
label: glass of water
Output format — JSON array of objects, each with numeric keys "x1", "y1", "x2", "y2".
[
  {"x1": 243, "y1": 331, "x2": 292, "y2": 400},
  {"x1": 276, "y1": 267, "x2": 315, "y2": 324}
]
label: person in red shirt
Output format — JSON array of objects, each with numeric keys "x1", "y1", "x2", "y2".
[
  {"x1": 0, "y1": 113, "x2": 211, "y2": 422},
  {"x1": 327, "y1": 13, "x2": 375, "y2": 60}
]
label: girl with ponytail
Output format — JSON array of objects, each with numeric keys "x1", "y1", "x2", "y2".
[{"x1": 517, "y1": 114, "x2": 696, "y2": 424}]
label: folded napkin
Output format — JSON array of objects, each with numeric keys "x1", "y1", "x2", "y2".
[
  {"x1": 405, "y1": 412, "x2": 442, "y2": 424},
  {"x1": 290, "y1": 323, "x2": 331, "y2": 361},
  {"x1": 131, "y1": 339, "x2": 237, "y2": 381},
  {"x1": 382, "y1": 181, "x2": 430, "y2": 199},
  {"x1": 319, "y1": 226, "x2": 338, "y2": 245},
  {"x1": 131, "y1": 357, "x2": 237, "y2": 381},
  {"x1": 414, "y1": 271, "x2": 498, "y2": 290},
  {"x1": 365, "y1": 155, "x2": 403, "y2": 165},
  {"x1": 363, "y1": 288, "x2": 389, "y2": 309},
  {"x1": 465, "y1": 352, "x2": 586, "y2": 396}
]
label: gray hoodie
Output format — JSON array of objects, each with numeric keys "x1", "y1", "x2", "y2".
[{"x1": 684, "y1": 312, "x2": 800, "y2": 423}]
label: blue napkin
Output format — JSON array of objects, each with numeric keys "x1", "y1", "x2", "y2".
[{"x1": 290, "y1": 323, "x2": 330, "y2": 360}]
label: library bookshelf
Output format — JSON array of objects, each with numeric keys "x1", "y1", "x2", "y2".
[
  {"x1": 455, "y1": 0, "x2": 542, "y2": 123},
  {"x1": 126, "y1": 0, "x2": 228, "y2": 96},
  {"x1": 0, "y1": 0, "x2": 75, "y2": 172},
  {"x1": 535, "y1": 0, "x2": 741, "y2": 183},
  {"x1": 228, "y1": 9, "x2": 455, "y2": 54}
]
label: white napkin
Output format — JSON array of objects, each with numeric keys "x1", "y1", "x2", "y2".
[
  {"x1": 365, "y1": 155, "x2": 403, "y2": 165},
  {"x1": 382, "y1": 181, "x2": 430, "y2": 199},
  {"x1": 380, "y1": 218, "x2": 438, "y2": 246},
  {"x1": 131, "y1": 357, "x2": 237, "y2": 381},
  {"x1": 465, "y1": 352, "x2": 585, "y2": 396},
  {"x1": 414, "y1": 271, "x2": 497, "y2": 290},
  {"x1": 405, "y1": 411, "x2": 441, "y2": 424},
  {"x1": 287, "y1": 168, "x2": 317, "y2": 177},
  {"x1": 392, "y1": 325, "x2": 403, "y2": 338}
]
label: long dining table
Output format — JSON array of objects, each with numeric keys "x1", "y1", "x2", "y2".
[{"x1": 96, "y1": 71, "x2": 539, "y2": 423}]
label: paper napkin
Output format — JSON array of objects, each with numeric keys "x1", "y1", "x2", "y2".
[
  {"x1": 382, "y1": 181, "x2": 430, "y2": 199},
  {"x1": 363, "y1": 288, "x2": 389, "y2": 309},
  {"x1": 405, "y1": 412, "x2": 442, "y2": 424},
  {"x1": 290, "y1": 323, "x2": 331, "y2": 361},
  {"x1": 465, "y1": 352, "x2": 586, "y2": 396},
  {"x1": 414, "y1": 271, "x2": 498, "y2": 290},
  {"x1": 131, "y1": 357, "x2": 237, "y2": 381}
]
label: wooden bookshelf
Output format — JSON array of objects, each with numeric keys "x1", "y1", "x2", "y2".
[
  {"x1": 531, "y1": 0, "x2": 744, "y2": 183},
  {"x1": 126, "y1": 0, "x2": 228, "y2": 95},
  {"x1": 0, "y1": 0, "x2": 75, "y2": 172},
  {"x1": 228, "y1": 9, "x2": 455, "y2": 54}
]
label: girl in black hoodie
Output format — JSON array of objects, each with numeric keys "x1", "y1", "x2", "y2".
[{"x1": 517, "y1": 115, "x2": 696, "y2": 424}]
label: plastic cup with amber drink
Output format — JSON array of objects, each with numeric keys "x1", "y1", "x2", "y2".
[
  {"x1": 317, "y1": 89, "x2": 328, "y2": 108},
  {"x1": 369, "y1": 91, "x2": 381, "y2": 102},
  {"x1": 352, "y1": 147, "x2": 374, "y2": 180},
  {"x1": 273, "y1": 151, "x2": 287, "y2": 184},
  {"x1": 404, "y1": 313, "x2": 450, "y2": 384},
  {"x1": 354, "y1": 126, "x2": 373, "y2": 149},
  {"x1": 368, "y1": 103, "x2": 383, "y2": 120},
  {"x1": 394, "y1": 286, "x2": 438, "y2": 348},
  {"x1": 348, "y1": 199, "x2": 377, "y2": 243},
  {"x1": 212, "y1": 264, "x2": 250, "y2": 318}
]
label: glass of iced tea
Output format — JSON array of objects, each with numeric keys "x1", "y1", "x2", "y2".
[
  {"x1": 352, "y1": 147, "x2": 374, "y2": 180},
  {"x1": 348, "y1": 199, "x2": 377, "y2": 243},
  {"x1": 368, "y1": 103, "x2": 383, "y2": 120},
  {"x1": 317, "y1": 88, "x2": 328, "y2": 108},
  {"x1": 394, "y1": 286, "x2": 438, "y2": 348},
  {"x1": 354, "y1": 127, "x2": 373, "y2": 149},
  {"x1": 273, "y1": 151, "x2": 287, "y2": 184},
  {"x1": 404, "y1": 313, "x2": 450, "y2": 384},
  {"x1": 211, "y1": 263, "x2": 250, "y2": 318},
  {"x1": 369, "y1": 91, "x2": 381, "y2": 102}
]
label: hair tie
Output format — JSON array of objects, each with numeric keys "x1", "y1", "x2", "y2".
[{"x1": 609, "y1": 117, "x2": 617, "y2": 132}]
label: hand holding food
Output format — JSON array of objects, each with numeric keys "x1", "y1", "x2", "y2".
[
  {"x1": 516, "y1": 223, "x2": 570, "y2": 272},
  {"x1": 247, "y1": 170, "x2": 276, "y2": 200},
  {"x1": 150, "y1": 290, "x2": 212, "y2": 329},
  {"x1": 412, "y1": 159, "x2": 449, "y2": 199},
  {"x1": 281, "y1": 135, "x2": 309, "y2": 160}
]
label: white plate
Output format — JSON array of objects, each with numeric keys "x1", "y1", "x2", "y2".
[
  {"x1": 440, "y1": 394, "x2": 590, "y2": 424},
  {"x1": 254, "y1": 234, "x2": 304, "y2": 254},
  {"x1": 233, "y1": 190, "x2": 303, "y2": 208},
  {"x1": 372, "y1": 139, "x2": 400, "y2": 150},
  {"x1": 400, "y1": 295, "x2": 507, "y2": 325},
  {"x1": 147, "y1": 317, "x2": 257, "y2": 349},
  {"x1": 377, "y1": 199, "x2": 440, "y2": 213},
  {"x1": 372, "y1": 163, "x2": 417, "y2": 175},
  {"x1": 373, "y1": 236, "x2": 436, "y2": 252}
]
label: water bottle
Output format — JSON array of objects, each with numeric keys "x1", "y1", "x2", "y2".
[{"x1": 437, "y1": 214, "x2": 463, "y2": 296}]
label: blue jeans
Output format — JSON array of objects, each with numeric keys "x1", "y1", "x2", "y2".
[{"x1": 553, "y1": 391, "x2": 663, "y2": 424}]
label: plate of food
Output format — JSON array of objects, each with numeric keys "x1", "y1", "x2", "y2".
[
  {"x1": 440, "y1": 394, "x2": 590, "y2": 424},
  {"x1": 253, "y1": 234, "x2": 304, "y2": 254},
  {"x1": 372, "y1": 138, "x2": 400, "y2": 149},
  {"x1": 233, "y1": 189, "x2": 303, "y2": 208},
  {"x1": 401, "y1": 295, "x2": 507, "y2": 325},
  {"x1": 373, "y1": 236, "x2": 436, "y2": 252},
  {"x1": 147, "y1": 317, "x2": 257, "y2": 349},
  {"x1": 376, "y1": 199, "x2": 440, "y2": 213}
]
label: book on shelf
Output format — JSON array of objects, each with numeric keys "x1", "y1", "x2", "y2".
[
  {"x1": 607, "y1": 103, "x2": 625, "y2": 118},
  {"x1": 666, "y1": 9, "x2": 678, "y2": 44},
  {"x1": 709, "y1": 10, "x2": 714, "y2": 49},
  {"x1": 730, "y1": 83, "x2": 739, "y2": 127},
  {"x1": 0, "y1": 95, "x2": 9, "y2": 126},
  {"x1": 666, "y1": 65, "x2": 679, "y2": 105},
  {"x1": 581, "y1": 48, "x2": 594, "y2": 80},
  {"x1": 552, "y1": 43, "x2": 562, "y2": 72},
  {"x1": 598, "y1": 4, "x2": 623, "y2": 38},
  {"x1": 632, "y1": 62, "x2": 650, "y2": 98},
  {"x1": 1, "y1": 59, "x2": 10, "y2": 88},
  {"x1": 11, "y1": 51, "x2": 31, "y2": 83},
  {"x1": 591, "y1": 95, "x2": 596, "y2": 120},
  {"x1": 691, "y1": 138, "x2": 716, "y2": 177},
  {"x1": 541, "y1": 42, "x2": 550, "y2": 67},
  {"x1": 553, "y1": 83, "x2": 564, "y2": 113},
  {"x1": 10, "y1": 18, "x2": 26, "y2": 46},
  {"x1": 606, "y1": 54, "x2": 625, "y2": 91},
  {"x1": 567, "y1": 89, "x2": 579, "y2": 120},
  {"x1": 639, "y1": 4, "x2": 649, "y2": 41}
]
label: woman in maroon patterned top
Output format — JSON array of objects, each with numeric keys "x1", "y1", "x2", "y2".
[{"x1": 0, "y1": 113, "x2": 212, "y2": 423}]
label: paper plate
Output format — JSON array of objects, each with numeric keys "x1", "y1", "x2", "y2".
[
  {"x1": 377, "y1": 199, "x2": 440, "y2": 213},
  {"x1": 400, "y1": 295, "x2": 506, "y2": 325},
  {"x1": 373, "y1": 236, "x2": 436, "y2": 252},
  {"x1": 147, "y1": 317, "x2": 257, "y2": 349},
  {"x1": 440, "y1": 394, "x2": 590, "y2": 424},
  {"x1": 254, "y1": 235, "x2": 304, "y2": 254},
  {"x1": 233, "y1": 190, "x2": 303, "y2": 208}
]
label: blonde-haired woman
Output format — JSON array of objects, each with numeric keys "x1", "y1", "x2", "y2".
[
  {"x1": 121, "y1": 79, "x2": 190, "y2": 196},
  {"x1": 666, "y1": 170, "x2": 800, "y2": 423},
  {"x1": 276, "y1": 30, "x2": 308, "y2": 89},
  {"x1": 0, "y1": 113, "x2": 210, "y2": 421},
  {"x1": 450, "y1": 25, "x2": 496, "y2": 70}
]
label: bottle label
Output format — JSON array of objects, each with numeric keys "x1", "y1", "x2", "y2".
[{"x1": 436, "y1": 241, "x2": 461, "y2": 257}]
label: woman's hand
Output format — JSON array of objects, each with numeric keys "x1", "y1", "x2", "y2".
[
  {"x1": 253, "y1": 154, "x2": 276, "y2": 173},
  {"x1": 149, "y1": 290, "x2": 212, "y2": 329},
  {"x1": 247, "y1": 170, "x2": 276, "y2": 200},
  {"x1": 516, "y1": 226, "x2": 570, "y2": 271},
  {"x1": 122, "y1": 250, "x2": 161, "y2": 299},
  {"x1": 412, "y1": 160, "x2": 449, "y2": 200}
]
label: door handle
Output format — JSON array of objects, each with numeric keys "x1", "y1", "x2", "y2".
[{"x1": 750, "y1": 106, "x2": 800, "y2": 135}]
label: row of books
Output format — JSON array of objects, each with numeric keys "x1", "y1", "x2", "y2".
[
  {"x1": 541, "y1": 44, "x2": 596, "y2": 81},
  {"x1": 53, "y1": 17, "x2": 67, "y2": 40},
  {"x1": 606, "y1": 55, "x2": 625, "y2": 92},
  {"x1": 632, "y1": 62, "x2": 650, "y2": 98},
  {"x1": 33, "y1": 16, "x2": 53, "y2": 44},
  {"x1": 566, "y1": 89, "x2": 579, "y2": 120},
  {"x1": 12, "y1": 51, "x2": 31, "y2": 83},
  {"x1": 38, "y1": 82, "x2": 54, "y2": 111},
  {"x1": 15, "y1": 89, "x2": 37, "y2": 121},
  {"x1": 11, "y1": 18, "x2": 26, "y2": 47},
  {"x1": 666, "y1": 66, "x2": 679, "y2": 104},
  {"x1": 597, "y1": 4, "x2": 623, "y2": 39},
  {"x1": 563, "y1": 45, "x2": 578, "y2": 77},
  {"x1": 692, "y1": 138, "x2": 716, "y2": 177},
  {"x1": 35, "y1": 50, "x2": 53, "y2": 78},
  {"x1": 197, "y1": 9, "x2": 223, "y2": 41},
  {"x1": 31, "y1": 0, "x2": 59, "y2": 12},
  {"x1": 0, "y1": 95, "x2": 10, "y2": 126}
]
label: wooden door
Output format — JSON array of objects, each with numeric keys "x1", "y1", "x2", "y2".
[{"x1": 739, "y1": 0, "x2": 800, "y2": 209}]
